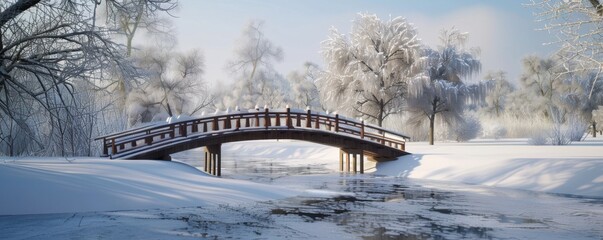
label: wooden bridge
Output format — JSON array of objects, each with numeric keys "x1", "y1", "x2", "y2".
[{"x1": 96, "y1": 107, "x2": 409, "y2": 176}]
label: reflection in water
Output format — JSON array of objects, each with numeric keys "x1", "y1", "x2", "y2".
[{"x1": 264, "y1": 177, "x2": 497, "y2": 239}]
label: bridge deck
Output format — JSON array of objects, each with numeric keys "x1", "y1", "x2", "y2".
[{"x1": 96, "y1": 108, "x2": 409, "y2": 162}]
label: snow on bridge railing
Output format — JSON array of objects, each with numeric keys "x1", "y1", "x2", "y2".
[{"x1": 95, "y1": 107, "x2": 409, "y2": 158}]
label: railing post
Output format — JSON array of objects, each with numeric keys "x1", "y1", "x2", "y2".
[
  {"x1": 145, "y1": 130, "x2": 152, "y2": 145},
  {"x1": 169, "y1": 125, "x2": 175, "y2": 138},
  {"x1": 111, "y1": 138, "x2": 117, "y2": 155},
  {"x1": 235, "y1": 116, "x2": 241, "y2": 130},
  {"x1": 275, "y1": 113, "x2": 281, "y2": 126},
  {"x1": 212, "y1": 117, "x2": 219, "y2": 131},
  {"x1": 296, "y1": 113, "x2": 301, "y2": 127},
  {"x1": 315, "y1": 114, "x2": 320, "y2": 129},
  {"x1": 255, "y1": 107, "x2": 260, "y2": 127},
  {"x1": 286, "y1": 107, "x2": 292, "y2": 128},
  {"x1": 203, "y1": 122, "x2": 208, "y2": 132},
  {"x1": 335, "y1": 114, "x2": 339, "y2": 132},
  {"x1": 181, "y1": 123, "x2": 187, "y2": 137},
  {"x1": 224, "y1": 115, "x2": 231, "y2": 129},
  {"x1": 192, "y1": 121, "x2": 198, "y2": 133},
  {"x1": 306, "y1": 109, "x2": 312, "y2": 128},
  {"x1": 102, "y1": 138, "x2": 108, "y2": 156},
  {"x1": 264, "y1": 108, "x2": 270, "y2": 128},
  {"x1": 360, "y1": 120, "x2": 365, "y2": 139}
]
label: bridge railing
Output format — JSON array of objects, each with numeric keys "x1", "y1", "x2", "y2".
[{"x1": 95, "y1": 107, "x2": 409, "y2": 158}]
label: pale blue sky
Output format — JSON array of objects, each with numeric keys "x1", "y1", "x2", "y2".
[{"x1": 165, "y1": 0, "x2": 556, "y2": 87}]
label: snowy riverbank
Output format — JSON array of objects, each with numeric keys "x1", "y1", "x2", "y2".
[
  {"x1": 377, "y1": 138, "x2": 603, "y2": 198},
  {"x1": 0, "y1": 158, "x2": 299, "y2": 215},
  {"x1": 222, "y1": 138, "x2": 603, "y2": 197},
  {"x1": 1, "y1": 138, "x2": 602, "y2": 216}
]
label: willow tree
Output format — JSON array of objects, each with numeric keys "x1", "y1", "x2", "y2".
[
  {"x1": 318, "y1": 13, "x2": 424, "y2": 127},
  {"x1": 406, "y1": 28, "x2": 481, "y2": 145}
]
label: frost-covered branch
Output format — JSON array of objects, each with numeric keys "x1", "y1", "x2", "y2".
[{"x1": 318, "y1": 13, "x2": 424, "y2": 127}]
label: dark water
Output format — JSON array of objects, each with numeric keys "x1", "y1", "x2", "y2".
[{"x1": 171, "y1": 147, "x2": 603, "y2": 240}]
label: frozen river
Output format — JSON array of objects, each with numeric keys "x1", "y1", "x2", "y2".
[{"x1": 2, "y1": 146, "x2": 602, "y2": 239}]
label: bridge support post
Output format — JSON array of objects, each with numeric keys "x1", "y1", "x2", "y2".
[
  {"x1": 204, "y1": 144, "x2": 222, "y2": 177},
  {"x1": 339, "y1": 150, "x2": 343, "y2": 171},
  {"x1": 339, "y1": 148, "x2": 364, "y2": 174}
]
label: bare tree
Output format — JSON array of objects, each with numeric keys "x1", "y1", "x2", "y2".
[
  {"x1": 224, "y1": 20, "x2": 286, "y2": 109},
  {"x1": 319, "y1": 13, "x2": 424, "y2": 126},
  {"x1": 530, "y1": 0, "x2": 602, "y2": 98},
  {"x1": 482, "y1": 71, "x2": 514, "y2": 117},
  {"x1": 287, "y1": 62, "x2": 322, "y2": 109},
  {"x1": 99, "y1": 0, "x2": 177, "y2": 56},
  {"x1": 0, "y1": 0, "x2": 130, "y2": 156},
  {"x1": 127, "y1": 46, "x2": 210, "y2": 126},
  {"x1": 92, "y1": 0, "x2": 177, "y2": 111}
]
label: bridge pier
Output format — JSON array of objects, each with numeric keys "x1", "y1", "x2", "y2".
[
  {"x1": 339, "y1": 148, "x2": 364, "y2": 174},
  {"x1": 203, "y1": 144, "x2": 222, "y2": 176}
]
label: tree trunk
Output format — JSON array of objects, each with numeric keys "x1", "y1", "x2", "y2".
[
  {"x1": 429, "y1": 114, "x2": 435, "y2": 145},
  {"x1": 428, "y1": 97, "x2": 439, "y2": 145},
  {"x1": 378, "y1": 105, "x2": 384, "y2": 127}
]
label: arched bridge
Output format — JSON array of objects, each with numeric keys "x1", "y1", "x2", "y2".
[{"x1": 96, "y1": 108, "x2": 409, "y2": 176}]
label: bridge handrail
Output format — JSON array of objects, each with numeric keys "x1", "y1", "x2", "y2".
[{"x1": 96, "y1": 108, "x2": 408, "y2": 157}]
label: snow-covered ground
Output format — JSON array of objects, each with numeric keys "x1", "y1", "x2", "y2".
[
  {"x1": 377, "y1": 138, "x2": 603, "y2": 198},
  {"x1": 0, "y1": 158, "x2": 299, "y2": 215},
  {"x1": 1, "y1": 138, "x2": 602, "y2": 216},
  {"x1": 1, "y1": 139, "x2": 603, "y2": 239},
  {"x1": 220, "y1": 138, "x2": 603, "y2": 197}
]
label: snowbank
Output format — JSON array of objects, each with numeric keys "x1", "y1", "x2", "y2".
[
  {"x1": 221, "y1": 139, "x2": 603, "y2": 197},
  {"x1": 0, "y1": 158, "x2": 299, "y2": 215},
  {"x1": 375, "y1": 138, "x2": 603, "y2": 198}
]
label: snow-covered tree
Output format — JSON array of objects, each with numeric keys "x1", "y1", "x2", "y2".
[
  {"x1": 507, "y1": 53, "x2": 603, "y2": 141},
  {"x1": 223, "y1": 20, "x2": 287, "y2": 109},
  {"x1": 482, "y1": 71, "x2": 514, "y2": 117},
  {"x1": 506, "y1": 55, "x2": 589, "y2": 121},
  {"x1": 406, "y1": 28, "x2": 481, "y2": 145},
  {"x1": 318, "y1": 13, "x2": 424, "y2": 127},
  {"x1": 519, "y1": 56, "x2": 561, "y2": 117},
  {"x1": 287, "y1": 62, "x2": 322, "y2": 110},
  {"x1": 0, "y1": 0, "x2": 133, "y2": 156},
  {"x1": 92, "y1": 0, "x2": 178, "y2": 109},
  {"x1": 99, "y1": 0, "x2": 177, "y2": 57},
  {"x1": 127, "y1": 46, "x2": 211, "y2": 125},
  {"x1": 530, "y1": 0, "x2": 602, "y2": 99}
]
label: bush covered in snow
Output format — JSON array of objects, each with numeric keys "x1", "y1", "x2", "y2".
[
  {"x1": 479, "y1": 118, "x2": 508, "y2": 140},
  {"x1": 528, "y1": 132, "x2": 548, "y2": 145},
  {"x1": 449, "y1": 115, "x2": 482, "y2": 142}
]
